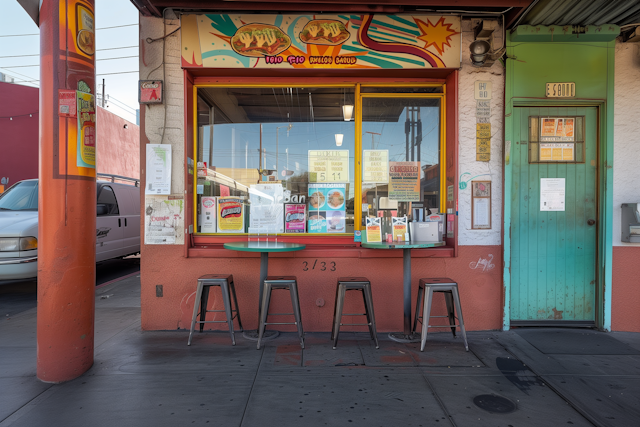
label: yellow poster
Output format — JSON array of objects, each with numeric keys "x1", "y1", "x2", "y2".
[
  {"x1": 365, "y1": 217, "x2": 382, "y2": 243},
  {"x1": 217, "y1": 197, "x2": 245, "y2": 233}
]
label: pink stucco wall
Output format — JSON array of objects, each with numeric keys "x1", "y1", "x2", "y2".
[
  {"x1": 0, "y1": 82, "x2": 39, "y2": 186},
  {"x1": 140, "y1": 244, "x2": 504, "y2": 332},
  {"x1": 96, "y1": 107, "x2": 139, "y2": 179},
  {"x1": 612, "y1": 246, "x2": 640, "y2": 332}
]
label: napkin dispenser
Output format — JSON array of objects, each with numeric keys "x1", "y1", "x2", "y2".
[{"x1": 409, "y1": 222, "x2": 439, "y2": 242}]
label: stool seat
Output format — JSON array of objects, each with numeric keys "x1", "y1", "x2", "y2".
[
  {"x1": 413, "y1": 278, "x2": 468, "y2": 352},
  {"x1": 188, "y1": 274, "x2": 242, "y2": 346},
  {"x1": 258, "y1": 276, "x2": 304, "y2": 350},
  {"x1": 332, "y1": 278, "x2": 379, "y2": 349}
]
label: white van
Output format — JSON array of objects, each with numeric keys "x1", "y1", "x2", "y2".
[{"x1": 0, "y1": 175, "x2": 140, "y2": 281}]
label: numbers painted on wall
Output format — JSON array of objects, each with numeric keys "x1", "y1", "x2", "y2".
[{"x1": 302, "y1": 260, "x2": 336, "y2": 272}]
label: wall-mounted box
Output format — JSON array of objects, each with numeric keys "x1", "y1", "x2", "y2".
[{"x1": 621, "y1": 203, "x2": 640, "y2": 243}]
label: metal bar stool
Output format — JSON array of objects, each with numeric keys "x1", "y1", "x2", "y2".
[
  {"x1": 412, "y1": 278, "x2": 468, "y2": 352},
  {"x1": 257, "y1": 276, "x2": 304, "y2": 350},
  {"x1": 331, "y1": 277, "x2": 379, "y2": 349},
  {"x1": 188, "y1": 274, "x2": 243, "y2": 346}
]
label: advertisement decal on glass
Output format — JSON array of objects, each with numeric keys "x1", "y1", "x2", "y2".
[
  {"x1": 308, "y1": 183, "x2": 346, "y2": 233},
  {"x1": 363, "y1": 150, "x2": 389, "y2": 183},
  {"x1": 285, "y1": 204, "x2": 306, "y2": 233},
  {"x1": 388, "y1": 161, "x2": 420, "y2": 201},
  {"x1": 308, "y1": 150, "x2": 349, "y2": 183},
  {"x1": 249, "y1": 184, "x2": 284, "y2": 234},
  {"x1": 217, "y1": 197, "x2": 245, "y2": 232},
  {"x1": 200, "y1": 197, "x2": 217, "y2": 233},
  {"x1": 76, "y1": 91, "x2": 96, "y2": 168}
]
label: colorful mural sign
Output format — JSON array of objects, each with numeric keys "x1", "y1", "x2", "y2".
[
  {"x1": 76, "y1": 91, "x2": 95, "y2": 168},
  {"x1": 181, "y1": 14, "x2": 461, "y2": 69}
]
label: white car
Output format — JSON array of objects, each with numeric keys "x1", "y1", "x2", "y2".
[{"x1": 0, "y1": 177, "x2": 140, "y2": 281}]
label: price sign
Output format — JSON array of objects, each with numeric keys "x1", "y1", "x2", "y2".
[{"x1": 308, "y1": 150, "x2": 349, "y2": 183}]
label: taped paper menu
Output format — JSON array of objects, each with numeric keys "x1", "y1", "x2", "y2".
[
  {"x1": 249, "y1": 184, "x2": 284, "y2": 234},
  {"x1": 540, "y1": 178, "x2": 565, "y2": 212},
  {"x1": 539, "y1": 143, "x2": 574, "y2": 162},
  {"x1": 308, "y1": 150, "x2": 349, "y2": 183},
  {"x1": 146, "y1": 144, "x2": 172, "y2": 195},
  {"x1": 308, "y1": 183, "x2": 346, "y2": 233},
  {"x1": 388, "y1": 161, "x2": 420, "y2": 201},
  {"x1": 217, "y1": 197, "x2": 245, "y2": 232},
  {"x1": 366, "y1": 217, "x2": 382, "y2": 242},
  {"x1": 363, "y1": 150, "x2": 389, "y2": 183}
]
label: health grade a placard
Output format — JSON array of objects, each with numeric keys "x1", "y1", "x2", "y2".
[{"x1": 308, "y1": 183, "x2": 346, "y2": 233}]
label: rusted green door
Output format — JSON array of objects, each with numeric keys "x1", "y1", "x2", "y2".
[{"x1": 510, "y1": 107, "x2": 597, "y2": 324}]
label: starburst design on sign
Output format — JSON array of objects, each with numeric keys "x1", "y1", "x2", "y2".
[{"x1": 414, "y1": 17, "x2": 459, "y2": 56}]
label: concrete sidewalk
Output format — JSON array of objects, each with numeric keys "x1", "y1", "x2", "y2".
[{"x1": 1, "y1": 276, "x2": 639, "y2": 427}]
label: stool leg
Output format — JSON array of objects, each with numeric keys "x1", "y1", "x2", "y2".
[
  {"x1": 188, "y1": 281, "x2": 204, "y2": 346},
  {"x1": 444, "y1": 290, "x2": 456, "y2": 337},
  {"x1": 363, "y1": 284, "x2": 379, "y2": 349},
  {"x1": 451, "y1": 287, "x2": 469, "y2": 351},
  {"x1": 229, "y1": 279, "x2": 243, "y2": 332},
  {"x1": 330, "y1": 282, "x2": 340, "y2": 341},
  {"x1": 220, "y1": 281, "x2": 236, "y2": 346},
  {"x1": 420, "y1": 287, "x2": 434, "y2": 352},
  {"x1": 333, "y1": 285, "x2": 346, "y2": 349},
  {"x1": 289, "y1": 282, "x2": 304, "y2": 349},
  {"x1": 199, "y1": 286, "x2": 210, "y2": 332},
  {"x1": 413, "y1": 284, "x2": 424, "y2": 334},
  {"x1": 257, "y1": 284, "x2": 272, "y2": 350}
]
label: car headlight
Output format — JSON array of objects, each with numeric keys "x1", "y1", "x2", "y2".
[
  {"x1": 20, "y1": 237, "x2": 38, "y2": 251},
  {"x1": 0, "y1": 237, "x2": 37, "y2": 251}
]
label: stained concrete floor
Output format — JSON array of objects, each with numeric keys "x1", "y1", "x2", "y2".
[{"x1": 1, "y1": 276, "x2": 639, "y2": 427}]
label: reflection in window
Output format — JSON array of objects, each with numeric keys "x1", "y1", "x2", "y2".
[
  {"x1": 361, "y1": 97, "x2": 441, "y2": 226},
  {"x1": 196, "y1": 87, "x2": 355, "y2": 234}
]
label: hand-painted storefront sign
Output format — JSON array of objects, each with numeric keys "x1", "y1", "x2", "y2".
[{"x1": 181, "y1": 14, "x2": 461, "y2": 69}]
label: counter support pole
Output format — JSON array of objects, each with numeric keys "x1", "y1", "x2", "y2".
[
  {"x1": 403, "y1": 248, "x2": 412, "y2": 335},
  {"x1": 258, "y1": 252, "x2": 268, "y2": 317}
]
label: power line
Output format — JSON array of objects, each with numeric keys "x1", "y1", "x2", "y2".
[
  {"x1": 96, "y1": 70, "x2": 139, "y2": 76},
  {"x1": 0, "y1": 45, "x2": 138, "y2": 59},
  {"x1": 0, "y1": 24, "x2": 137, "y2": 38},
  {"x1": 0, "y1": 55, "x2": 138, "y2": 68}
]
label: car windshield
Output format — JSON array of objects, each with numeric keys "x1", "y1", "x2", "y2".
[{"x1": 0, "y1": 180, "x2": 38, "y2": 211}]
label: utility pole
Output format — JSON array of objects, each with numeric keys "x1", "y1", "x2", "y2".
[{"x1": 101, "y1": 78, "x2": 105, "y2": 107}]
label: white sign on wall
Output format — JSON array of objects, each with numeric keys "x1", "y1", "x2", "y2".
[
  {"x1": 474, "y1": 81, "x2": 492, "y2": 100},
  {"x1": 540, "y1": 178, "x2": 566, "y2": 212}
]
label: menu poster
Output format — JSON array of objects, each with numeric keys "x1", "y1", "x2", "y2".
[
  {"x1": 392, "y1": 216, "x2": 408, "y2": 241},
  {"x1": 249, "y1": 184, "x2": 284, "y2": 234},
  {"x1": 540, "y1": 117, "x2": 575, "y2": 142},
  {"x1": 308, "y1": 150, "x2": 349, "y2": 183},
  {"x1": 200, "y1": 197, "x2": 217, "y2": 233},
  {"x1": 145, "y1": 144, "x2": 172, "y2": 195},
  {"x1": 285, "y1": 204, "x2": 306, "y2": 233},
  {"x1": 363, "y1": 150, "x2": 389, "y2": 183},
  {"x1": 217, "y1": 197, "x2": 245, "y2": 233},
  {"x1": 539, "y1": 143, "x2": 575, "y2": 162},
  {"x1": 388, "y1": 161, "x2": 421, "y2": 201},
  {"x1": 308, "y1": 183, "x2": 346, "y2": 233},
  {"x1": 540, "y1": 178, "x2": 565, "y2": 211},
  {"x1": 366, "y1": 217, "x2": 382, "y2": 243}
]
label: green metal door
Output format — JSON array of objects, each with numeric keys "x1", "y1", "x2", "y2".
[{"x1": 510, "y1": 107, "x2": 597, "y2": 324}]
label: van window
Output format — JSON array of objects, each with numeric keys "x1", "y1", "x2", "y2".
[
  {"x1": 97, "y1": 185, "x2": 119, "y2": 215},
  {"x1": 0, "y1": 180, "x2": 38, "y2": 211}
]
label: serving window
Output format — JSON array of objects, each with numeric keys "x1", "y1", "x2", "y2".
[{"x1": 193, "y1": 83, "x2": 445, "y2": 237}]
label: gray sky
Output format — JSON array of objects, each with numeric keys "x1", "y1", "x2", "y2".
[{"x1": 1, "y1": 0, "x2": 140, "y2": 123}]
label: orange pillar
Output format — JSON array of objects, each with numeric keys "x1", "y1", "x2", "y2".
[{"x1": 37, "y1": 0, "x2": 97, "y2": 382}]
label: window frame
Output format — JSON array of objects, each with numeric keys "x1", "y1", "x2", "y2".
[
  {"x1": 191, "y1": 81, "x2": 448, "y2": 239},
  {"x1": 97, "y1": 184, "x2": 120, "y2": 216}
]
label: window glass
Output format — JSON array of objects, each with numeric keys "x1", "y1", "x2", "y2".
[
  {"x1": 97, "y1": 186, "x2": 119, "y2": 215},
  {"x1": 361, "y1": 97, "x2": 441, "y2": 227},
  {"x1": 196, "y1": 87, "x2": 355, "y2": 234},
  {"x1": 0, "y1": 180, "x2": 38, "y2": 211}
]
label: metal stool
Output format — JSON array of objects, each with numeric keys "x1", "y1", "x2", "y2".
[
  {"x1": 412, "y1": 278, "x2": 468, "y2": 352},
  {"x1": 188, "y1": 274, "x2": 242, "y2": 346},
  {"x1": 257, "y1": 276, "x2": 304, "y2": 350},
  {"x1": 331, "y1": 277, "x2": 379, "y2": 349}
]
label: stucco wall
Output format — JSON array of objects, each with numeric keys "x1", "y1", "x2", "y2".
[
  {"x1": 0, "y1": 82, "x2": 39, "y2": 186},
  {"x1": 96, "y1": 107, "x2": 140, "y2": 179},
  {"x1": 457, "y1": 20, "x2": 504, "y2": 246},
  {"x1": 612, "y1": 41, "x2": 640, "y2": 247},
  {"x1": 611, "y1": 41, "x2": 640, "y2": 332},
  {"x1": 140, "y1": 11, "x2": 185, "y2": 244}
]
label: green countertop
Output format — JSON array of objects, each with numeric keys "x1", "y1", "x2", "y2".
[
  {"x1": 223, "y1": 242, "x2": 306, "y2": 253},
  {"x1": 360, "y1": 240, "x2": 446, "y2": 250}
]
